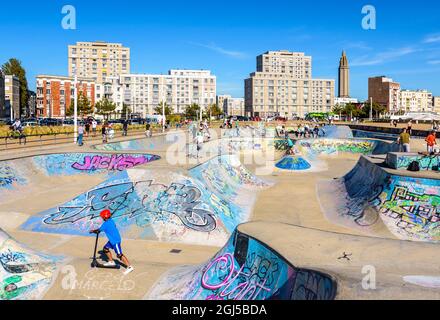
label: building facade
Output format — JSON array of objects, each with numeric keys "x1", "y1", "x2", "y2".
[
  {"x1": 368, "y1": 76, "x2": 401, "y2": 113},
  {"x1": 245, "y1": 51, "x2": 334, "y2": 118},
  {"x1": 27, "y1": 90, "x2": 37, "y2": 118},
  {"x1": 338, "y1": 51, "x2": 350, "y2": 98},
  {"x1": 119, "y1": 70, "x2": 216, "y2": 117},
  {"x1": 0, "y1": 71, "x2": 5, "y2": 119},
  {"x1": 216, "y1": 94, "x2": 231, "y2": 113},
  {"x1": 4, "y1": 75, "x2": 20, "y2": 120},
  {"x1": 334, "y1": 97, "x2": 359, "y2": 107},
  {"x1": 95, "y1": 76, "x2": 124, "y2": 114},
  {"x1": 36, "y1": 75, "x2": 95, "y2": 118},
  {"x1": 400, "y1": 90, "x2": 433, "y2": 113},
  {"x1": 224, "y1": 97, "x2": 245, "y2": 116},
  {"x1": 68, "y1": 41, "x2": 130, "y2": 84},
  {"x1": 433, "y1": 97, "x2": 440, "y2": 114}
]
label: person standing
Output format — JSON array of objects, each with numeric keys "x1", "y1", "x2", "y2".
[
  {"x1": 92, "y1": 119, "x2": 97, "y2": 137},
  {"x1": 77, "y1": 124, "x2": 85, "y2": 146},
  {"x1": 85, "y1": 120, "x2": 91, "y2": 137},
  {"x1": 407, "y1": 120, "x2": 413, "y2": 135},
  {"x1": 397, "y1": 128, "x2": 411, "y2": 153},
  {"x1": 122, "y1": 120, "x2": 128, "y2": 136},
  {"x1": 145, "y1": 122, "x2": 152, "y2": 138},
  {"x1": 102, "y1": 123, "x2": 108, "y2": 143},
  {"x1": 425, "y1": 131, "x2": 437, "y2": 154}
]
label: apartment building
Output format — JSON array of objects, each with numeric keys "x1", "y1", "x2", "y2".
[
  {"x1": 400, "y1": 90, "x2": 433, "y2": 113},
  {"x1": 68, "y1": 41, "x2": 130, "y2": 84},
  {"x1": 5, "y1": 75, "x2": 20, "y2": 120},
  {"x1": 216, "y1": 95, "x2": 231, "y2": 113},
  {"x1": 434, "y1": 97, "x2": 440, "y2": 114},
  {"x1": 368, "y1": 76, "x2": 401, "y2": 112},
  {"x1": 36, "y1": 75, "x2": 95, "y2": 118},
  {"x1": 245, "y1": 51, "x2": 334, "y2": 118},
  {"x1": 224, "y1": 97, "x2": 245, "y2": 116},
  {"x1": 0, "y1": 71, "x2": 5, "y2": 119},
  {"x1": 119, "y1": 70, "x2": 216, "y2": 117},
  {"x1": 95, "y1": 76, "x2": 124, "y2": 112}
]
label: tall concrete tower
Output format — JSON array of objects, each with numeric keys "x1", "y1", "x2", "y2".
[{"x1": 338, "y1": 51, "x2": 350, "y2": 98}]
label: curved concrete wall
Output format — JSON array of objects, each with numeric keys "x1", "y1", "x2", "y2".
[{"x1": 147, "y1": 229, "x2": 337, "y2": 300}]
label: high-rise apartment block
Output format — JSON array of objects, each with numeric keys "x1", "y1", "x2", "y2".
[
  {"x1": 36, "y1": 75, "x2": 95, "y2": 118},
  {"x1": 245, "y1": 50, "x2": 334, "y2": 118},
  {"x1": 368, "y1": 76, "x2": 401, "y2": 112},
  {"x1": 5, "y1": 75, "x2": 20, "y2": 120},
  {"x1": 433, "y1": 97, "x2": 440, "y2": 114},
  {"x1": 68, "y1": 41, "x2": 130, "y2": 83}
]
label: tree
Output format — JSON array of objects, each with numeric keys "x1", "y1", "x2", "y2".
[
  {"x1": 66, "y1": 93, "x2": 93, "y2": 117},
  {"x1": 121, "y1": 103, "x2": 131, "y2": 119},
  {"x1": 2, "y1": 58, "x2": 28, "y2": 118},
  {"x1": 206, "y1": 103, "x2": 223, "y2": 119},
  {"x1": 95, "y1": 97, "x2": 116, "y2": 120},
  {"x1": 184, "y1": 103, "x2": 200, "y2": 120},
  {"x1": 153, "y1": 101, "x2": 173, "y2": 116},
  {"x1": 361, "y1": 101, "x2": 387, "y2": 119}
]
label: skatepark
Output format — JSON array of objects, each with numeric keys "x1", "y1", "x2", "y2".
[{"x1": 1, "y1": 124, "x2": 440, "y2": 300}]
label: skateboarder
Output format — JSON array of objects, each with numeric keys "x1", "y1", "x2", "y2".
[{"x1": 90, "y1": 209, "x2": 134, "y2": 275}]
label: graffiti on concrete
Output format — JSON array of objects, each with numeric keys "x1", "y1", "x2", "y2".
[
  {"x1": 71, "y1": 154, "x2": 159, "y2": 171},
  {"x1": 275, "y1": 156, "x2": 311, "y2": 171},
  {"x1": 0, "y1": 229, "x2": 59, "y2": 300},
  {"x1": 0, "y1": 165, "x2": 26, "y2": 189},
  {"x1": 148, "y1": 230, "x2": 337, "y2": 300},
  {"x1": 33, "y1": 153, "x2": 159, "y2": 176},
  {"x1": 393, "y1": 154, "x2": 440, "y2": 170},
  {"x1": 299, "y1": 139, "x2": 375, "y2": 155},
  {"x1": 370, "y1": 177, "x2": 440, "y2": 241}
]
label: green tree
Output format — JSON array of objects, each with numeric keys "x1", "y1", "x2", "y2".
[
  {"x1": 361, "y1": 101, "x2": 387, "y2": 119},
  {"x1": 154, "y1": 101, "x2": 173, "y2": 116},
  {"x1": 2, "y1": 58, "x2": 28, "y2": 118},
  {"x1": 95, "y1": 97, "x2": 116, "y2": 120},
  {"x1": 66, "y1": 93, "x2": 93, "y2": 117},
  {"x1": 206, "y1": 103, "x2": 223, "y2": 119},
  {"x1": 184, "y1": 103, "x2": 200, "y2": 120}
]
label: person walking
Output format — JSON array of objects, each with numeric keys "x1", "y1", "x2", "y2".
[
  {"x1": 102, "y1": 123, "x2": 108, "y2": 143},
  {"x1": 407, "y1": 120, "x2": 413, "y2": 135},
  {"x1": 425, "y1": 131, "x2": 437, "y2": 154},
  {"x1": 145, "y1": 122, "x2": 152, "y2": 138},
  {"x1": 85, "y1": 120, "x2": 91, "y2": 137},
  {"x1": 122, "y1": 120, "x2": 128, "y2": 137},
  {"x1": 397, "y1": 128, "x2": 411, "y2": 153}
]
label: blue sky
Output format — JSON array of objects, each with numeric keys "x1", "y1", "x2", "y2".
[{"x1": 2, "y1": 0, "x2": 440, "y2": 100}]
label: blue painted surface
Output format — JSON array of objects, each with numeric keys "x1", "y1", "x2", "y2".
[{"x1": 275, "y1": 156, "x2": 311, "y2": 171}]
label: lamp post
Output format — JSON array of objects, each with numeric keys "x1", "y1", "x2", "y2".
[
  {"x1": 73, "y1": 75, "x2": 78, "y2": 144},
  {"x1": 369, "y1": 97, "x2": 373, "y2": 121}
]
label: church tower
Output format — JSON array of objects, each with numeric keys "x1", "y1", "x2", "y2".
[{"x1": 338, "y1": 51, "x2": 350, "y2": 98}]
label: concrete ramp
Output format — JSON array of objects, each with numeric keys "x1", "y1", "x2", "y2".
[
  {"x1": 147, "y1": 228, "x2": 337, "y2": 300},
  {"x1": 317, "y1": 156, "x2": 440, "y2": 242},
  {"x1": 0, "y1": 229, "x2": 61, "y2": 300},
  {"x1": 20, "y1": 155, "x2": 271, "y2": 247}
]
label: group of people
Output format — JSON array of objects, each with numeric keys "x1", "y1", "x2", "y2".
[
  {"x1": 397, "y1": 127, "x2": 438, "y2": 154},
  {"x1": 76, "y1": 119, "x2": 117, "y2": 146}
]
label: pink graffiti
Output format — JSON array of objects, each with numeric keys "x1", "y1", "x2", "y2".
[
  {"x1": 201, "y1": 253, "x2": 271, "y2": 300},
  {"x1": 72, "y1": 155, "x2": 153, "y2": 171}
]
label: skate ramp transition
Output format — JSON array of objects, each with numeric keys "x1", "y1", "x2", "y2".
[
  {"x1": 20, "y1": 155, "x2": 272, "y2": 247},
  {"x1": 147, "y1": 228, "x2": 337, "y2": 300},
  {"x1": 0, "y1": 152, "x2": 160, "y2": 192},
  {"x1": 317, "y1": 155, "x2": 440, "y2": 242},
  {"x1": 0, "y1": 228, "x2": 62, "y2": 300}
]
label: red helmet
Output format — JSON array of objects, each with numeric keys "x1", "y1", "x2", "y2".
[{"x1": 100, "y1": 209, "x2": 111, "y2": 220}]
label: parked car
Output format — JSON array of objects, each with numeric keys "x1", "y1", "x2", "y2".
[{"x1": 22, "y1": 121, "x2": 39, "y2": 127}]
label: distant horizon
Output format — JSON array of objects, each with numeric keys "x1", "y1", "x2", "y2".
[{"x1": 2, "y1": 0, "x2": 440, "y2": 100}]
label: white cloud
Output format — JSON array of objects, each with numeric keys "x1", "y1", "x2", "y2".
[
  {"x1": 423, "y1": 34, "x2": 440, "y2": 44},
  {"x1": 351, "y1": 47, "x2": 417, "y2": 66},
  {"x1": 428, "y1": 60, "x2": 440, "y2": 65},
  {"x1": 188, "y1": 42, "x2": 248, "y2": 59}
]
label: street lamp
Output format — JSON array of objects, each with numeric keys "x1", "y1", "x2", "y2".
[{"x1": 73, "y1": 74, "x2": 78, "y2": 144}]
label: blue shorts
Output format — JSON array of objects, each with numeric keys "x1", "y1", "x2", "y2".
[{"x1": 104, "y1": 242, "x2": 123, "y2": 256}]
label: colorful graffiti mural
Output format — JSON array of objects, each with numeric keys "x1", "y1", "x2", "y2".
[
  {"x1": 33, "y1": 153, "x2": 160, "y2": 176},
  {"x1": 275, "y1": 156, "x2": 311, "y2": 171},
  {"x1": 386, "y1": 153, "x2": 440, "y2": 171},
  {"x1": 299, "y1": 139, "x2": 375, "y2": 155},
  {"x1": 0, "y1": 229, "x2": 60, "y2": 300},
  {"x1": 147, "y1": 230, "x2": 337, "y2": 300},
  {"x1": 318, "y1": 156, "x2": 440, "y2": 242},
  {"x1": 21, "y1": 156, "x2": 269, "y2": 246}
]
